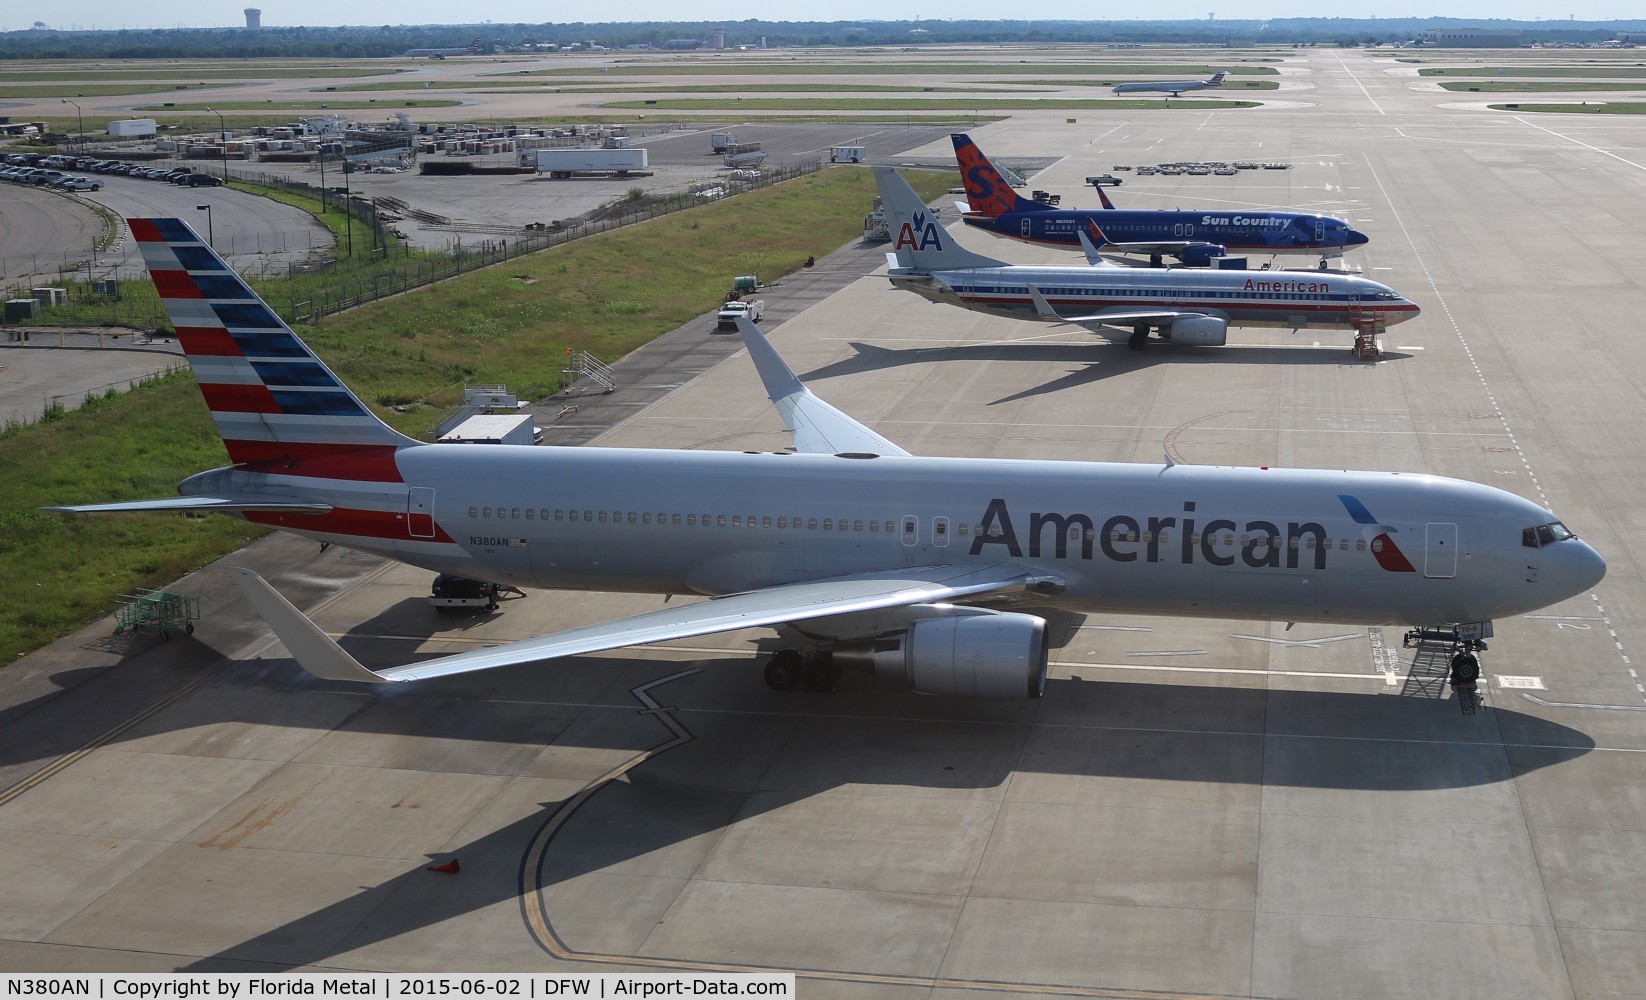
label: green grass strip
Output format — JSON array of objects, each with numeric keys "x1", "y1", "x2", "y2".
[
  {"x1": 1488, "y1": 102, "x2": 1646, "y2": 114},
  {"x1": 605, "y1": 97, "x2": 1258, "y2": 111},
  {"x1": 517, "y1": 63, "x2": 1277, "y2": 77},
  {"x1": 133, "y1": 99, "x2": 463, "y2": 111}
]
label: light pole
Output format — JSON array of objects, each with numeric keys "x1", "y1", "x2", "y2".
[
  {"x1": 196, "y1": 204, "x2": 214, "y2": 248},
  {"x1": 60, "y1": 98, "x2": 83, "y2": 152},
  {"x1": 203, "y1": 106, "x2": 228, "y2": 182}
]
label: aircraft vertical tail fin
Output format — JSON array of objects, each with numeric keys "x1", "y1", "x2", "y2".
[
  {"x1": 131, "y1": 218, "x2": 419, "y2": 481},
  {"x1": 950, "y1": 134, "x2": 1050, "y2": 218},
  {"x1": 1208, "y1": 71, "x2": 1227, "y2": 87},
  {"x1": 873, "y1": 168, "x2": 1008, "y2": 273}
]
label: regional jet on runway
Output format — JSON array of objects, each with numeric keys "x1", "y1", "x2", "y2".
[
  {"x1": 881, "y1": 166, "x2": 1412, "y2": 349},
  {"x1": 48, "y1": 218, "x2": 1602, "y2": 700},
  {"x1": 1113, "y1": 70, "x2": 1227, "y2": 97},
  {"x1": 953, "y1": 134, "x2": 1368, "y2": 267}
]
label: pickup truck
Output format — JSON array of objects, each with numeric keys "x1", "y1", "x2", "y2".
[{"x1": 717, "y1": 299, "x2": 765, "y2": 330}]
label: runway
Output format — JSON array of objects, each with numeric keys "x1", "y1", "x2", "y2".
[{"x1": 4, "y1": 47, "x2": 1646, "y2": 998}]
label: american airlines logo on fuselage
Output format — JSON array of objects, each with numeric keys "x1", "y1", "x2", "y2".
[
  {"x1": 1244, "y1": 277, "x2": 1331, "y2": 294},
  {"x1": 895, "y1": 212, "x2": 946, "y2": 252},
  {"x1": 969, "y1": 498, "x2": 1332, "y2": 570}
]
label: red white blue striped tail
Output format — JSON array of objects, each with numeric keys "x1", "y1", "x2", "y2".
[{"x1": 132, "y1": 217, "x2": 418, "y2": 482}]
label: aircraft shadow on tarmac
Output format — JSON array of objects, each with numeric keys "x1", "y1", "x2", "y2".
[
  {"x1": 2, "y1": 646, "x2": 1586, "y2": 971},
  {"x1": 801, "y1": 340, "x2": 1412, "y2": 406}
]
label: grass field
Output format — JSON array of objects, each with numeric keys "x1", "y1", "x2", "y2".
[
  {"x1": 132, "y1": 99, "x2": 464, "y2": 112},
  {"x1": 1489, "y1": 102, "x2": 1646, "y2": 114},
  {"x1": 337, "y1": 81, "x2": 1028, "y2": 94},
  {"x1": 603, "y1": 97, "x2": 1259, "y2": 111},
  {"x1": 0, "y1": 83, "x2": 249, "y2": 98},
  {"x1": 1421, "y1": 66, "x2": 1646, "y2": 79},
  {"x1": 0, "y1": 373, "x2": 270, "y2": 663},
  {"x1": 2, "y1": 167, "x2": 955, "y2": 663},
  {"x1": 1442, "y1": 81, "x2": 1646, "y2": 93},
  {"x1": 517, "y1": 63, "x2": 1278, "y2": 77},
  {"x1": 0, "y1": 67, "x2": 411, "y2": 82}
]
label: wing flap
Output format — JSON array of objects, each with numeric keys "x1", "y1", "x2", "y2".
[{"x1": 230, "y1": 564, "x2": 1051, "y2": 684}]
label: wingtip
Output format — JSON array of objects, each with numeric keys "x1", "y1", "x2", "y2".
[{"x1": 229, "y1": 568, "x2": 396, "y2": 684}]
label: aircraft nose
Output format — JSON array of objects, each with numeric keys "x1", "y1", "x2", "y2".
[
  {"x1": 1575, "y1": 540, "x2": 1607, "y2": 593},
  {"x1": 1346, "y1": 228, "x2": 1370, "y2": 247}
]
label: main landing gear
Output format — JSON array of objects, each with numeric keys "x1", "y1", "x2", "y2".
[
  {"x1": 1128, "y1": 323, "x2": 1149, "y2": 350},
  {"x1": 763, "y1": 648, "x2": 842, "y2": 693}
]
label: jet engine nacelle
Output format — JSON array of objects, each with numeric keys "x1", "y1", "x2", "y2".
[
  {"x1": 834, "y1": 608, "x2": 1049, "y2": 699},
  {"x1": 1179, "y1": 244, "x2": 1228, "y2": 267},
  {"x1": 1167, "y1": 315, "x2": 1229, "y2": 347}
]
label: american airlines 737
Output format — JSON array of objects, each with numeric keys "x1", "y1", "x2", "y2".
[
  {"x1": 48, "y1": 218, "x2": 1603, "y2": 700},
  {"x1": 878, "y1": 166, "x2": 1417, "y2": 349}
]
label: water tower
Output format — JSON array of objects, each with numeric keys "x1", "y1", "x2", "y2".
[{"x1": 244, "y1": 8, "x2": 261, "y2": 28}]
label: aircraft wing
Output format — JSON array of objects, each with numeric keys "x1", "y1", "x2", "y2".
[
  {"x1": 1080, "y1": 225, "x2": 1221, "y2": 264},
  {"x1": 1025, "y1": 284, "x2": 1197, "y2": 328},
  {"x1": 230, "y1": 563, "x2": 1053, "y2": 684},
  {"x1": 44, "y1": 497, "x2": 334, "y2": 515},
  {"x1": 735, "y1": 317, "x2": 910, "y2": 457}
]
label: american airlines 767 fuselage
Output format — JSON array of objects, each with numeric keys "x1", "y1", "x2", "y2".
[{"x1": 197, "y1": 447, "x2": 1599, "y2": 629}]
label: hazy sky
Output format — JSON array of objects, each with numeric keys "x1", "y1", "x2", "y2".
[{"x1": 10, "y1": 5, "x2": 1644, "y2": 33}]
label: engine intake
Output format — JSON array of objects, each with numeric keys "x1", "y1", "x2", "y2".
[{"x1": 834, "y1": 608, "x2": 1048, "y2": 699}]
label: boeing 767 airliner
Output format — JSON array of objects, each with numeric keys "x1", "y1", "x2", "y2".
[{"x1": 48, "y1": 218, "x2": 1603, "y2": 700}]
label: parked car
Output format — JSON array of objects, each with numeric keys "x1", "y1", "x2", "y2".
[
  {"x1": 61, "y1": 176, "x2": 102, "y2": 191},
  {"x1": 185, "y1": 173, "x2": 224, "y2": 187}
]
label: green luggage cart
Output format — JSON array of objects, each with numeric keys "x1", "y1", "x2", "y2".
[{"x1": 113, "y1": 589, "x2": 200, "y2": 639}]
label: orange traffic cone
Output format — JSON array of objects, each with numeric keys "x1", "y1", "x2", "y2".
[{"x1": 425, "y1": 859, "x2": 460, "y2": 873}]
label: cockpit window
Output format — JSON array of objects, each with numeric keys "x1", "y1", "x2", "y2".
[{"x1": 1523, "y1": 521, "x2": 1575, "y2": 548}]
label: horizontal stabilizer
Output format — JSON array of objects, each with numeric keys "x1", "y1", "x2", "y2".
[
  {"x1": 45, "y1": 496, "x2": 334, "y2": 515},
  {"x1": 736, "y1": 318, "x2": 910, "y2": 457},
  {"x1": 231, "y1": 565, "x2": 1048, "y2": 685}
]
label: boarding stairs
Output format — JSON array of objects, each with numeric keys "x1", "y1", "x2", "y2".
[{"x1": 561, "y1": 351, "x2": 617, "y2": 396}]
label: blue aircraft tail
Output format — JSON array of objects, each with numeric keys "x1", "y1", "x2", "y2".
[{"x1": 951, "y1": 134, "x2": 1053, "y2": 219}]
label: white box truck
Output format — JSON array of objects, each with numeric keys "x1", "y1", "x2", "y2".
[
  {"x1": 438, "y1": 414, "x2": 537, "y2": 446},
  {"x1": 108, "y1": 118, "x2": 157, "y2": 138},
  {"x1": 523, "y1": 147, "x2": 649, "y2": 178}
]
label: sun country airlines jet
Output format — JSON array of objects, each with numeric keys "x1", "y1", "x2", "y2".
[
  {"x1": 1113, "y1": 70, "x2": 1228, "y2": 97},
  {"x1": 48, "y1": 218, "x2": 1602, "y2": 700},
  {"x1": 952, "y1": 134, "x2": 1369, "y2": 267},
  {"x1": 879, "y1": 167, "x2": 1416, "y2": 349}
]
